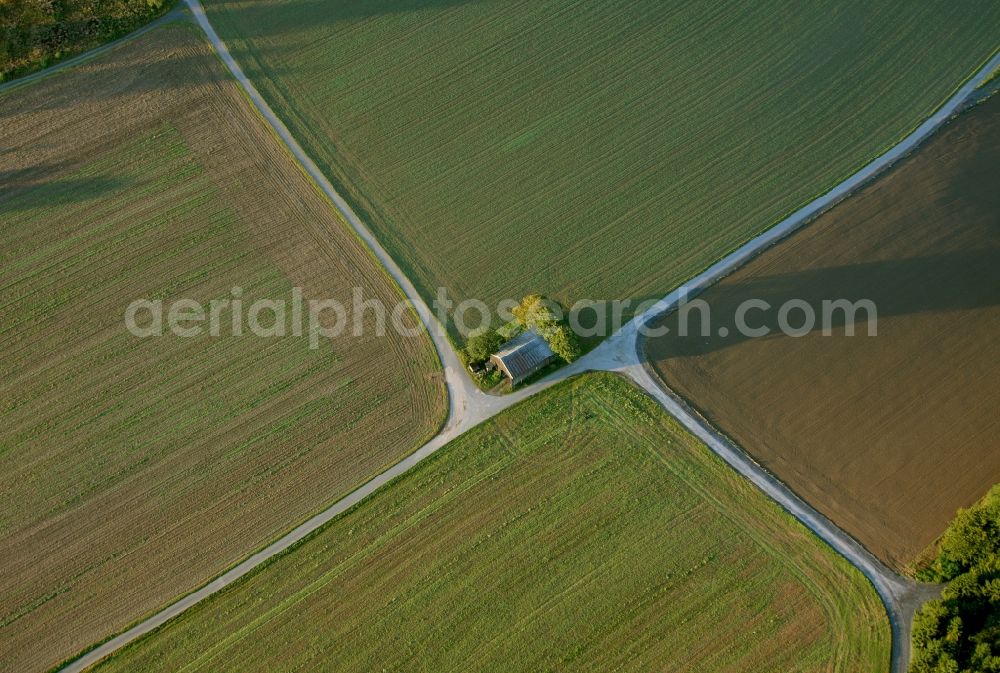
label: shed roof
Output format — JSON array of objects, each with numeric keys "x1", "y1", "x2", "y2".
[{"x1": 490, "y1": 329, "x2": 555, "y2": 383}]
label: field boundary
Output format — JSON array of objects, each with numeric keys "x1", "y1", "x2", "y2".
[
  {"x1": 612, "y1": 48, "x2": 1000, "y2": 338},
  {"x1": 0, "y1": 6, "x2": 188, "y2": 96},
  {"x1": 45, "y1": 3, "x2": 1000, "y2": 671},
  {"x1": 631, "y1": 356, "x2": 942, "y2": 673},
  {"x1": 644, "y1": 44, "x2": 1000, "y2": 331}
]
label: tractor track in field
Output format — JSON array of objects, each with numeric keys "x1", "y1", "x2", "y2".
[{"x1": 42, "y1": 5, "x2": 1000, "y2": 672}]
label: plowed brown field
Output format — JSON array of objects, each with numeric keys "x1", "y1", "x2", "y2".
[
  {"x1": 647, "y1": 94, "x2": 1000, "y2": 573},
  {"x1": 0, "y1": 25, "x2": 444, "y2": 673}
]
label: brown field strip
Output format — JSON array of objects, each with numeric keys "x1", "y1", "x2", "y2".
[
  {"x1": 647, "y1": 94, "x2": 1000, "y2": 573},
  {"x1": 0, "y1": 24, "x2": 445, "y2": 672}
]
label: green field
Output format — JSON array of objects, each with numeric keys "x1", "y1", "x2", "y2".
[
  {"x1": 204, "y1": 0, "x2": 999, "y2": 338},
  {"x1": 0, "y1": 26, "x2": 444, "y2": 672},
  {"x1": 91, "y1": 374, "x2": 889, "y2": 672}
]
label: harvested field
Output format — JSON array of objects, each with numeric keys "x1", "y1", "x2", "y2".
[
  {"x1": 203, "y1": 0, "x2": 1000, "y2": 338},
  {"x1": 647, "y1": 94, "x2": 1000, "y2": 573},
  {"x1": 89, "y1": 374, "x2": 890, "y2": 673},
  {"x1": 0, "y1": 25, "x2": 445, "y2": 673}
]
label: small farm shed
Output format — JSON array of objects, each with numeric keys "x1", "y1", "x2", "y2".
[{"x1": 489, "y1": 329, "x2": 555, "y2": 385}]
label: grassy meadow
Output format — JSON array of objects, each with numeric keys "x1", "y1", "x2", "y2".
[
  {"x1": 90, "y1": 374, "x2": 890, "y2": 673},
  {"x1": 204, "y1": 0, "x2": 1000, "y2": 338},
  {"x1": 647, "y1": 93, "x2": 1000, "y2": 572},
  {"x1": 0, "y1": 25, "x2": 445, "y2": 672}
]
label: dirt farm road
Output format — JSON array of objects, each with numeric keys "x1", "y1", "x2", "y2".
[{"x1": 51, "y1": 5, "x2": 1000, "y2": 672}]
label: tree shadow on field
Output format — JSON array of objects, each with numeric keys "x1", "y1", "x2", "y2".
[
  {"x1": 0, "y1": 46, "x2": 259, "y2": 118},
  {"x1": 646, "y1": 95, "x2": 1000, "y2": 361},
  {"x1": 208, "y1": 0, "x2": 485, "y2": 38},
  {"x1": 0, "y1": 165, "x2": 129, "y2": 216},
  {"x1": 0, "y1": 0, "x2": 486, "y2": 115},
  {"x1": 648, "y1": 247, "x2": 1000, "y2": 359}
]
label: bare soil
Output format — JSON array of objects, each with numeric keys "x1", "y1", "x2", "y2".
[{"x1": 647, "y1": 94, "x2": 1000, "y2": 573}]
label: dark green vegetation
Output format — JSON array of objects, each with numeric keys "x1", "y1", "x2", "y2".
[
  {"x1": 203, "y1": 0, "x2": 999, "y2": 337},
  {"x1": 463, "y1": 327, "x2": 504, "y2": 363},
  {"x1": 91, "y1": 374, "x2": 889, "y2": 672},
  {"x1": 911, "y1": 485, "x2": 1000, "y2": 672},
  {"x1": 0, "y1": 0, "x2": 173, "y2": 81},
  {"x1": 0, "y1": 26, "x2": 444, "y2": 672}
]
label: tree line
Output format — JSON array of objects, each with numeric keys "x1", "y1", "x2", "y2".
[
  {"x1": 911, "y1": 484, "x2": 1000, "y2": 672},
  {"x1": 1, "y1": 0, "x2": 173, "y2": 81}
]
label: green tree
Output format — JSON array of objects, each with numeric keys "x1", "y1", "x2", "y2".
[
  {"x1": 547, "y1": 324, "x2": 581, "y2": 362},
  {"x1": 911, "y1": 485, "x2": 1000, "y2": 673},
  {"x1": 921, "y1": 485, "x2": 1000, "y2": 583},
  {"x1": 464, "y1": 328, "x2": 504, "y2": 364},
  {"x1": 1, "y1": 0, "x2": 172, "y2": 81},
  {"x1": 511, "y1": 294, "x2": 580, "y2": 362},
  {"x1": 512, "y1": 294, "x2": 558, "y2": 331}
]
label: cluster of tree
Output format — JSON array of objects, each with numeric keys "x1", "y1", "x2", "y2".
[
  {"x1": 463, "y1": 327, "x2": 504, "y2": 365},
  {"x1": 911, "y1": 484, "x2": 1000, "y2": 672},
  {"x1": 1, "y1": 0, "x2": 172, "y2": 81},
  {"x1": 461, "y1": 295, "x2": 581, "y2": 367},
  {"x1": 510, "y1": 294, "x2": 581, "y2": 362}
]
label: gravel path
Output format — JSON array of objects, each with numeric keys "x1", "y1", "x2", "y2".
[{"x1": 52, "y1": 6, "x2": 999, "y2": 671}]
